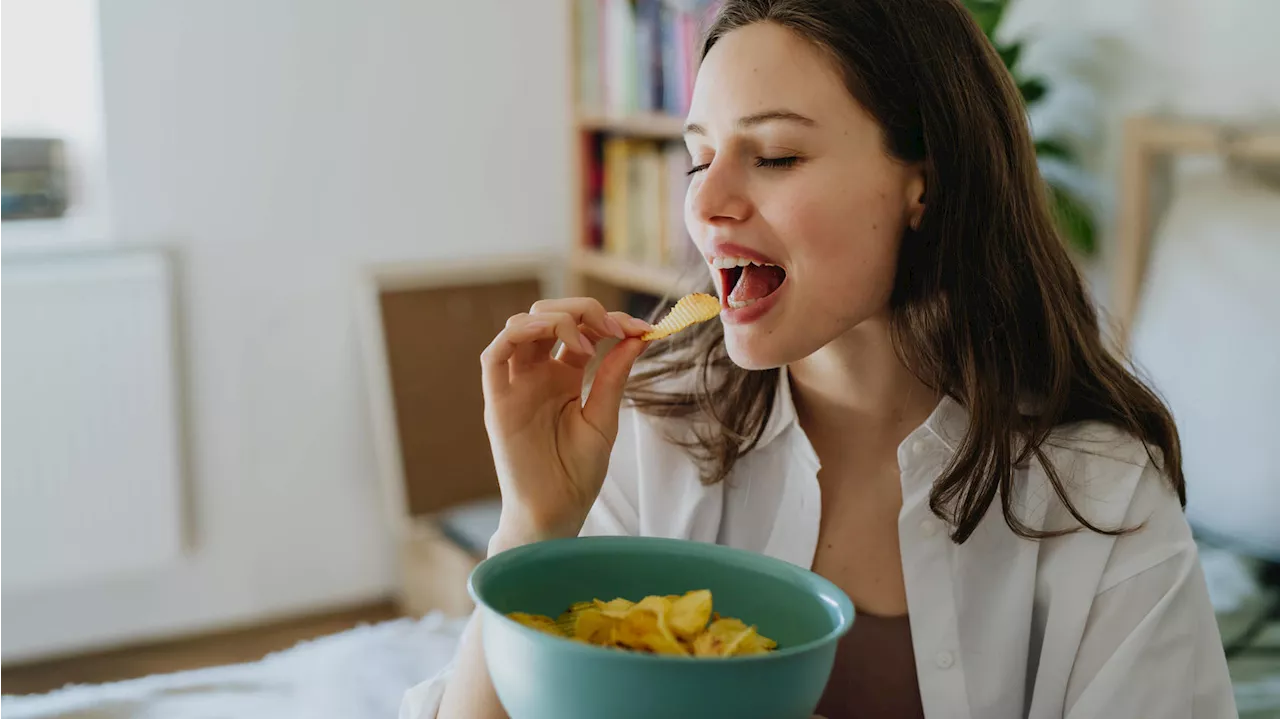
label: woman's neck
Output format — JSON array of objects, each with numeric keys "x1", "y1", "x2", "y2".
[{"x1": 787, "y1": 315, "x2": 940, "y2": 450}]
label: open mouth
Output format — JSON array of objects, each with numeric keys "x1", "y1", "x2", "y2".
[{"x1": 712, "y1": 256, "x2": 787, "y2": 310}]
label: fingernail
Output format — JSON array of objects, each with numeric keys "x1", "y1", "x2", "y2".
[
  {"x1": 605, "y1": 315, "x2": 626, "y2": 339},
  {"x1": 626, "y1": 317, "x2": 653, "y2": 333},
  {"x1": 578, "y1": 335, "x2": 595, "y2": 354}
]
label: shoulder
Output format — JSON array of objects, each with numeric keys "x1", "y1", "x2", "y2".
[{"x1": 1030, "y1": 422, "x2": 1191, "y2": 590}]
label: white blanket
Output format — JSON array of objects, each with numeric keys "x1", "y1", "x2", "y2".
[{"x1": 1, "y1": 613, "x2": 467, "y2": 719}]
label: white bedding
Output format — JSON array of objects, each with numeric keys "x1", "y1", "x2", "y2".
[{"x1": 1, "y1": 613, "x2": 466, "y2": 719}]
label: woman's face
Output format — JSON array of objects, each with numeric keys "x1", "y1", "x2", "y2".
[{"x1": 684, "y1": 22, "x2": 924, "y2": 370}]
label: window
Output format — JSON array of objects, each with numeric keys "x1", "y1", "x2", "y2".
[{"x1": 2, "y1": 0, "x2": 111, "y2": 248}]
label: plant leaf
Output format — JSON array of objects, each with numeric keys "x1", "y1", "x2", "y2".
[
  {"x1": 1035, "y1": 138, "x2": 1075, "y2": 163},
  {"x1": 998, "y1": 42, "x2": 1022, "y2": 72},
  {"x1": 962, "y1": 0, "x2": 1005, "y2": 37},
  {"x1": 1019, "y1": 78, "x2": 1047, "y2": 106},
  {"x1": 1048, "y1": 183, "x2": 1096, "y2": 256}
]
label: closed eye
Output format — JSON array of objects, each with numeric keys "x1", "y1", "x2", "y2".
[
  {"x1": 756, "y1": 156, "x2": 799, "y2": 169},
  {"x1": 687, "y1": 156, "x2": 801, "y2": 176}
]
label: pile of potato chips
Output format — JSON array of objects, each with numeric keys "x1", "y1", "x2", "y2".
[{"x1": 506, "y1": 589, "x2": 777, "y2": 657}]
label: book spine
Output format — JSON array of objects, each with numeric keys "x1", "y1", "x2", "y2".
[
  {"x1": 602, "y1": 137, "x2": 630, "y2": 256},
  {"x1": 583, "y1": 133, "x2": 604, "y2": 250},
  {"x1": 575, "y1": 0, "x2": 600, "y2": 113}
]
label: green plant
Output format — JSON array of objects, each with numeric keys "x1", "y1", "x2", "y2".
[{"x1": 965, "y1": 0, "x2": 1097, "y2": 255}]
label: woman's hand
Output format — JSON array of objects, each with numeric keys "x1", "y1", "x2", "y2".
[{"x1": 480, "y1": 297, "x2": 650, "y2": 551}]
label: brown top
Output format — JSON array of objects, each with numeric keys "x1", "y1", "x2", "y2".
[{"x1": 814, "y1": 612, "x2": 925, "y2": 719}]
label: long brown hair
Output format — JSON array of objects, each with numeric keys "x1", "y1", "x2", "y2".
[{"x1": 626, "y1": 0, "x2": 1184, "y2": 543}]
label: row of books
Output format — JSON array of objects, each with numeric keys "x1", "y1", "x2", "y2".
[
  {"x1": 582, "y1": 135, "x2": 701, "y2": 269},
  {"x1": 576, "y1": 0, "x2": 719, "y2": 118}
]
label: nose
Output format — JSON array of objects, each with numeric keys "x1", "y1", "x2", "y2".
[{"x1": 689, "y1": 158, "x2": 752, "y2": 226}]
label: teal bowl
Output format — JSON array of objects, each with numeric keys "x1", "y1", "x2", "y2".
[{"x1": 469, "y1": 536, "x2": 854, "y2": 719}]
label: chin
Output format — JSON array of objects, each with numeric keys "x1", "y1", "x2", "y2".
[{"x1": 722, "y1": 328, "x2": 793, "y2": 372}]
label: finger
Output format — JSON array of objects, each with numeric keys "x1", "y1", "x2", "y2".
[
  {"x1": 579, "y1": 313, "x2": 648, "y2": 344},
  {"x1": 609, "y1": 311, "x2": 653, "y2": 337},
  {"x1": 581, "y1": 338, "x2": 648, "y2": 437},
  {"x1": 481, "y1": 318, "x2": 556, "y2": 395},
  {"x1": 529, "y1": 297, "x2": 625, "y2": 340},
  {"x1": 511, "y1": 311, "x2": 593, "y2": 367},
  {"x1": 555, "y1": 326, "x2": 598, "y2": 370},
  {"x1": 560, "y1": 310, "x2": 648, "y2": 368}
]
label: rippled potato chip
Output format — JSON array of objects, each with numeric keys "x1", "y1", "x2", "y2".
[
  {"x1": 505, "y1": 590, "x2": 775, "y2": 658},
  {"x1": 641, "y1": 293, "x2": 721, "y2": 341}
]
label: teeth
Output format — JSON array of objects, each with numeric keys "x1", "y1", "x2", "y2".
[
  {"x1": 727, "y1": 297, "x2": 758, "y2": 310},
  {"x1": 710, "y1": 256, "x2": 775, "y2": 269}
]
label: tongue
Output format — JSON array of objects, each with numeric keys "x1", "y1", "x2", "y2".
[{"x1": 729, "y1": 264, "x2": 786, "y2": 303}]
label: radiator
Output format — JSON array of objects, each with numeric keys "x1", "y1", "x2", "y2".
[{"x1": 1, "y1": 249, "x2": 185, "y2": 594}]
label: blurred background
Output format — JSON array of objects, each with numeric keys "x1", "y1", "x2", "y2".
[{"x1": 1, "y1": 0, "x2": 1277, "y2": 716}]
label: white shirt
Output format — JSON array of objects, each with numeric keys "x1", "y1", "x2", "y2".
[{"x1": 403, "y1": 369, "x2": 1237, "y2": 719}]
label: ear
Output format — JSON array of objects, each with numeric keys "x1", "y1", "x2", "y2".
[{"x1": 905, "y1": 164, "x2": 926, "y2": 231}]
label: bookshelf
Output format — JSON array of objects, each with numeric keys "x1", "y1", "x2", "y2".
[
  {"x1": 572, "y1": 247, "x2": 703, "y2": 297},
  {"x1": 577, "y1": 113, "x2": 686, "y2": 140},
  {"x1": 566, "y1": 0, "x2": 715, "y2": 312}
]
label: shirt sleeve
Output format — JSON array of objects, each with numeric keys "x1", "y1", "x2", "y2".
[
  {"x1": 1064, "y1": 465, "x2": 1238, "y2": 718},
  {"x1": 399, "y1": 406, "x2": 646, "y2": 719}
]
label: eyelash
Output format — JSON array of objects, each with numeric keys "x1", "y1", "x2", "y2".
[{"x1": 686, "y1": 156, "x2": 801, "y2": 176}]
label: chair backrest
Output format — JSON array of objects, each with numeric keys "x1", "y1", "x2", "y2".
[{"x1": 358, "y1": 257, "x2": 550, "y2": 533}]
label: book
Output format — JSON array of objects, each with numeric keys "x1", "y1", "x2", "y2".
[
  {"x1": 576, "y1": 0, "x2": 602, "y2": 112},
  {"x1": 588, "y1": 136, "x2": 698, "y2": 273},
  {"x1": 580, "y1": 0, "x2": 706, "y2": 117},
  {"x1": 602, "y1": 137, "x2": 631, "y2": 257},
  {"x1": 582, "y1": 132, "x2": 605, "y2": 250}
]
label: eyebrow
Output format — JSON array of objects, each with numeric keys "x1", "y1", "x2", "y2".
[{"x1": 683, "y1": 110, "x2": 817, "y2": 136}]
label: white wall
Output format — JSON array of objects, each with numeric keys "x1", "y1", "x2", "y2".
[
  {"x1": 1002, "y1": 0, "x2": 1280, "y2": 302},
  {"x1": 2, "y1": 0, "x2": 571, "y2": 662}
]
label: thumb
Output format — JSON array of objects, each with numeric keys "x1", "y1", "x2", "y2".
[{"x1": 581, "y1": 338, "x2": 647, "y2": 438}]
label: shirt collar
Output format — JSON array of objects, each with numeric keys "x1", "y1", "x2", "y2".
[{"x1": 757, "y1": 366, "x2": 969, "y2": 455}]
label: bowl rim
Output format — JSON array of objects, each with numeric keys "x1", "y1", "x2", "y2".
[{"x1": 468, "y1": 535, "x2": 855, "y2": 664}]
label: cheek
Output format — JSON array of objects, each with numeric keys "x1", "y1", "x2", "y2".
[{"x1": 780, "y1": 181, "x2": 904, "y2": 299}]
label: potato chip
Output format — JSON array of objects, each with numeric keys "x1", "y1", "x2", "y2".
[
  {"x1": 594, "y1": 597, "x2": 635, "y2": 619},
  {"x1": 667, "y1": 589, "x2": 713, "y2": 640},
  {"x1": 506, "y1": 589, "x2": 775, "y2": 658},
  {"x1": 558, "y1": 606, "x2": 616, "y2": 644},
  {"x1": 723, "y1": 626, "x2": 758, "y2": 656},
  {"x1": 691, "y1": 631, "x2": 726, "y2": 657},
  {"x1": 616, "y1": 596, "x2": 687, "y2": 656},
  {"x1": 641, "y1": 293, "x2": 721, "y2": 341},
  {"x1": 508, "y1": 612, "x2": 562, "y2": 637}
]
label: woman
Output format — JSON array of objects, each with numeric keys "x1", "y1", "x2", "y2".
[{"x1": 409, "y1": 0, "x2": 1236, "y2": 716}]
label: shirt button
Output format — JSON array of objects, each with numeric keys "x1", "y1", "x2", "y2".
[
  {"x1": 911, "y1": 439, "x2": 927, "y2": 457},
  {"x1": 935, "y1": 650, "x2": 955, "y2": 669},
  {"x1": 920, "y1": 518, "x2": 941, "y2": 537}
]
